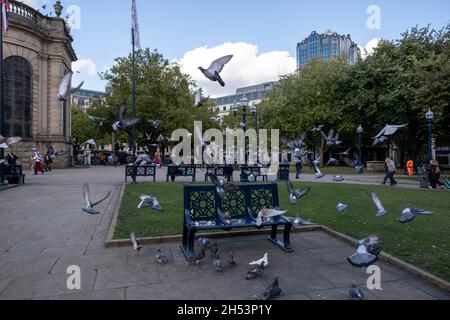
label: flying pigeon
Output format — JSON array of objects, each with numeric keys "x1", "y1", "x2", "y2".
[
  {"x1": 228, "y1": 252, "x2": 237, "y2": 268},
  {"x1": 338, "y1": 148, "x2": 351, "y2": 156},
  {"x1": 0, "y1": 135, "x2": 22, "y2": 149},
  {"x1": 368, "y1": 192, "x2": 389, "y2": 217},
  {"x1": 311, "y1": 125, "x2": 324, "y2": 133},
  {"x1": 58, "y1": 71, "x2": 84, "y2": 101},
  {"x1": 256, "y1": 209, "x2": 287, "y2": 227},
  {"x1": 372, "y1": 124, "x2": 408, "y2": 145},
  {"x1": 349, "y1": 282, "x2": 365, "y2": 300},
  {"x1": 407, "y1": 205, "x2": 433, "y2": 216},
  {"x1": 213, "y1": 253, "x2": 223, "y2": 273},
  {"x1": 250, "y1": 253, "x2": 269, "y2": 267},
  {"x1": 348, "y1": 236, "x2": 381, "y2": 268},
  {"x1": 112, "y1": 104, "x2": 139, "y2": 132},
  {"x1": 283, "y1": 132, "x2": 308, "y2": 151},
  {"x1": 315, "y1": 167, "x2": 325, "y2": 179},
  {"x1": 81, "y1": 184, "x2": 111, "y2": 215},
  {"x1": 210, "y1": 175, "x2": 239, "y2": 202},
  {"x1": 246, "y1": 261, "x2": 266, "y2": 280},
  {"x1": 336, "y1": 203, "x2": 349, "y2": 214},
  {"x1": 321, "y1": 129, "x2": 342, "y2": 147},
  {"x1": 343, "y1": 158, "x2": 364, "y2": 173},
  {"x1": 398, "y1": 207, "x2": 416, "y2": 224},
  {"x1": 333, "y1": 175, "x2": 345, "y2": 182},
  {"x1": 217, "y1": 205, "x2": 232, "y2": 225},
  {"x1": 252, "y1": 276, "x2": 282, "y2": 301},
  {"x1": 283, "y1": 214, "x2": 316, "y2": 229},
  {"x1": 199, "y1": 55, "x2": 233, "y2": 87},
  {"x1": 148, "y1": 120, "x2": 161, "y2": 128},
  {"x1": 130, "y1": 231, "x2": 144, "y2": 256},
  {"x1": 195, "y1": 88, "x2": 203, "y2": 107},
  {"x1": 327, "y1": 158, "x2": 339, "y2": 166},
  {"x1": 156, "y1": 248, "x2": 169, "y2": 264},
  {"x1": 84, "y1": 139, "x2": 96, "y2": 146},
  {"x1": 137, "y1": 195, "x2": 164, "y2": 212},
  {"x1": 286, "y1": 181, "x2": 310, "y2": 205}
]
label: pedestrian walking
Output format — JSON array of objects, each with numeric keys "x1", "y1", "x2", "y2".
[
  {"x1": 417, "y1": 158, "x2": 423, "y2": 176},
  {"x1": 407, "y1": 159, "x2": 414, "y2": 176},
  {"x1": 32, "y1": 149, "x2": 44, "y2": 175},
  {"x1": 44, "y1": 151, "x2": 53, "y2": 172},
  {"x1": 294, "y1": 148, "x2": 303, "y2": 179},
  {"x1": 429, "y1": 160, "x2": 444, "y2": 190},
  {"x1": 387, "y1": 158, "x2": 398, "y2": 186}
]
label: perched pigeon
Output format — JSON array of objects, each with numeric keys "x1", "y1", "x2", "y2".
[
  {"x1": 188, "y1": 248, "x2": 206, "y2": 266},
  {"x1": 0, "y1": 135, "x2": 22, "y2": 149},
  {"x1": 349, "y1": 282, "x2": 365, "y2": 300},
  {"x1": 199, "y1": 55, "x2": 233, "y2": 87},
  {"x1": 408, "y1": 205, "x2": 433, "y2": 216},
  {"x1": 336, "y1": 203, "x2": 349, "y2": 214},
  {"x1": 58, "y1": 71, "x2": 84, "y2": 101},
  {"x1": 246, "y1": 262, "x2": 266, "y2": 280},
  {"x1": 348, "y1": 236, "x2": 381, "y2": 268},
  {"x1": 137, "y1": 195, "x2": 164, "y2": 212},
  {"x1": 368, "y1": 192, "x2": 389, "y2": 217},
  {"x1": 286, "y1": 181, "x2": 310, "y2": 205},
  {"x1": 256, "y1": 209, "x2": 287, "y2": 227},
  {"x1": 156, "y1": 248, "x2": 169, "y2": 264},
  {"x1": 195, "y1": 88, "x2": 203, "y2": 107},
  {"x1": 249, "y1": 253, "x2": 269, "y2": 267},
  {"x1": 398, "y1": 207, "x2": 416, "y2": 224},
  {"x1": 130, "y1": 232, "x2": 143, "y2": 255},
  {"x1": 228, "y1": 252, "x2": 237, "y2": 268},
  {"x1": 252, "y1": 276, "x2": 282, "y2": 301},
  {"x1": 333, "y1": 175, "x2": 345, "y2": 182},
  {"x1": 213, "y1": 254, "x2": 223, "y2": 273},
  {"x1": 112, "y1": 104, "x2": 139, "y2": 132},
  {"x1": 82, "y1": 184, "x2": 111, "y2": 215},
  {"x1": 373, "y1": 124, "x2": 408, "y2": 146},
  {"x1": 210, "y1": 241, "x2": 219, "y2": 257}
]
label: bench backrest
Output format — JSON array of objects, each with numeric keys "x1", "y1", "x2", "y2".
[
  {"x1": 184, "y1": 183, "x2": 280, "y2": 222},
  {"x1": 168, "y1": 166, "x2": 196, "y2": 176},
  {"x1": 126, "y1": 165, "x2": 156, "y2": 176}
]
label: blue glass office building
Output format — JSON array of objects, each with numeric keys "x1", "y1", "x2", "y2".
[{"x1": 297, "y1": 30, "x2": 361, "y2": 69}]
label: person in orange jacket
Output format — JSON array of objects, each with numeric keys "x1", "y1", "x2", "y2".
[{"x1": 407, "y1": 159, "x2": 414, "y2": 176}]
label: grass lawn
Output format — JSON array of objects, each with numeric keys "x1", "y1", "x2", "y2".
[{"x1": 115, "y1": 181, "x2": 450, "y2": 282}]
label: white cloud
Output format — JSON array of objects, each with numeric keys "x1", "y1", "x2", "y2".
[
  {"x1": 72, "y1": 59, "x2": 97, "y2": 76},
  {"x1": 23, "y1": 0, "x2": 49, "y2": 10},
  {"x1": 359, "y1": 38, "x2": 381, "y2": 59},
  {"x1": 176, "y1": 42, "x2": 296, "y2": 98}
]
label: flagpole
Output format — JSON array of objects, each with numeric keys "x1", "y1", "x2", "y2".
[
  {"x1": 132, "y1": 29, "x2": 136, "y2": 158},
  {"x1": 0, "y1": 1, "x2": 5, "y2": 184}
]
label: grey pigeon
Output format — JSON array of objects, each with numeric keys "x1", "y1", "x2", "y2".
[
  {"x1": 343, "y1": 157, "x2": 364, "y2": 173},
  {"x1": 0, "y1": 135, "x2": 22, "y2": 149},
  {"x1": 246, "y1": 261, "x2": 266, "y2": 280},
  {"x1": 210, "y1": 175, "x2": 239, "y2": 202},
  {"x1": 327, "y1": 158, "x2": 339, "y2": 166},
  {"x1": 398, "y1": 208, "x2": 416, "y2": 224},
  {"x1": 348, "y1": 235, "x2": 381, "y2": 268},
  {"x1": 130, "y1": 232, "x2": 143, "y2": 256},
  {"x1": 373, "y1": 124, "x2": 408, "y2": 146},
  {"x1": 156, "y1": 247, "x2": 169, "y2": 264},
  {"x1": 338, "y1": 148, "x2": 351, "y2": 156},
  {"x1": 369, "y1": 192, "x2": 389, "y2": 217},
  {"x1": 283, "y1": 132, "x2": 308, "y2": 151},
  {"x1": 321, "y1": 129, "x2": 342, "y2": 147},
  {"x1": 336, "y1": 203, "x2": 349, "y2": 214},
  {"x1": 188, "y1": 248, "x2": 206, "y2": 266},
  {"x1": 58, "y1": 71, "x2": 84, "y2": 101},
  {"x1": 195, "y1": 88, "x2": 203, "y2": 107},
  {"x1": 286, "y1": 181, "x2": 310, "y2": 205},
  {"x1": 252, "y1": 276, "x2": 282, "y2": 300},
  {"x1": 198, "y1": 238, "x2": 211, "y2": 248},
  {"x1": 408, "y1": 205, "x2": 433, "y2": 216},
  {"x1": 82, "y1": 184, "x2": 111, "y2": 215},
  {"x1": 148, "y1": 120, "x2": 161, "y2": 128},
  {"x1": 213, "y1": 254, "x2": 223, "y2": 273},
  {"x1": 349, "y1": 282, "x2": 365, "y2": 300},
  {"x1": 228, "y1": 252, "x2": 237, "y2": 268},
  {"x1": 333, "y1": 175, "x2": 345, "y2": 182},
  {"x1": 199, "y1": 55, "x2": 233, "y2": 87},
  {"x1": 138, "y1": 195, "x2": 164, "y2": 212},
  {"x1": 210, "y1": 241, "x2": 219, "y2": 257},
  {"x1": 311, "y1": 125, "x2": 324, "y2": 133},
  {"x1": 284, "y1": 215, "x2": 315, "y2": 229},
  {"x1": 112, "y1": 104, "x2": 139, "y2": 132}
]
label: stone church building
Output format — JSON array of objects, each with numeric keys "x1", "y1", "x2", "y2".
[{"x1": 2, "y1": 0, "x2": 77, "y2": 168}]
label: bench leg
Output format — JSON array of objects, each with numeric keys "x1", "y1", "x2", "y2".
[
  {"x1": 181, "y1": 227, "x2": 196, "y2": 262},
  {"x1": 268, "y1": 225, "x2": 294, "y2": 253}
]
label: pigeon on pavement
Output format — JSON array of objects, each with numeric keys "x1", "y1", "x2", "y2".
[
  {"x1": 348, "y1": 236, "x2": 381, "y2": 268},
  {"x1": 156, "y1": 247, "x2": 169, "y2": 264},
  {"x1": 82, "y1": 184, "x2": 111, "y2": 215},
  {"x1": 249, "y1": 253, "x2": 269, "y2": 267},
  {"x1": 349, "y1": 282, "x2": 365, "y2": 300},
  {"x1": 130, "y1": 232, "x2": 144, "y2": 256},
  {"x1": 252, "y1": 276, "x2": 282, "y2": 300}
]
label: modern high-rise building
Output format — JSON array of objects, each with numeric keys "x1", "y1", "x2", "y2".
[
  {"x1": 296, "y1": 30, "x2": 361, "y2": 69},
  {"x1": 72, "y1": 89, "x2": 107, "y2": 109}
]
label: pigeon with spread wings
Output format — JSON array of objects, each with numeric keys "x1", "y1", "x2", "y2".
[
  {"x1": 58, "y1": 71, "x2": 84, "y2": 102},
  {"x1": 82, "y1": 183, "x2": 111, "y2": 215},
  {"x1": 199, "y1": 55, "x2": 233, "y2": 87},
  {"x1": 112, "y1": 104, "x2": 139, "y2": 132},
  {"x1": 0, "y1": 135, "x2": 22, "y2": 149},
  {"x1": 286, "y1": 181, "x2": 310, "y2": 205},
  {"x1": 368, "y1": 192, "x2": 389, "y2": 217}
]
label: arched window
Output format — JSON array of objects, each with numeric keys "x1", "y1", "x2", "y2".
[{"x1": 3, "y1": 56, "x2": 32, "y2": 138}]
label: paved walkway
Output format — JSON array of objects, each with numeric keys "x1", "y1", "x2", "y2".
[{"x1": 0, "y1": 167, "x2": 448, "y2": 300}]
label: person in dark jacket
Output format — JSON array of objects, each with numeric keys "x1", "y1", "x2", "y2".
[
  {"x1": 429, "y1": 160, "x2": 444, "y2": 190},
  {"x1": 44, "y1": 151, "x2": 53, "y2": 172},
  {"x1": 5, "y1": 152, "x2": 18, "y2": 165},
  {"x1": 294, "y1": 148, "x2": 303, "y2": 179}
]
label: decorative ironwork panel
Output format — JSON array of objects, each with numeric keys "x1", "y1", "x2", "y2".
[
  {"x1": 224, "y1": 190, "x2": 247, "y2": 219},
  {"x1": 250, "y1": 188, "x2": 275, "y2": 213},
  {"x1": 126, "y1": 166, "x2": 135, "y2": 176},
  {"x1": 189, "y1": 191, "x2": 216, "y2": 220},
  {"x1": 145, "y1": 167, "x2": 155, "y2": 175}
]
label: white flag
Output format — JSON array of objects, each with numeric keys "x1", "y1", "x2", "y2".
[{"x1": 131, "y1": 0, "x2": 141, "y2": 49}]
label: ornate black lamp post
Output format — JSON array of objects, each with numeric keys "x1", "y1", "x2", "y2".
[
  {"x1": 232, "y1": 96, "x2": 254, "y2": 182},
  {"x1": 425, "y1": 109, "x2": 435, "y2": 165}
]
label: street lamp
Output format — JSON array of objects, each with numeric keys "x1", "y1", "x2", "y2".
[
  {"x1": 426, "y1": 109, "x2": 435, "y2": 165},
  {"x1": 233, "y1": 96, "x2": 255, "y2": 182},
  {"x1": 357, "y1": 125, "x2": 364, "y2": 166}
]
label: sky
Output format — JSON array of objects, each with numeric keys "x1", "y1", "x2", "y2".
[{"x1": 23, "y1": 0, "x2": 450, "y2": 98}]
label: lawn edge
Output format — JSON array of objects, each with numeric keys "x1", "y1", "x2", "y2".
[{"x1": 105, "y1": 182, "x2": 126, "y2": 244}]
